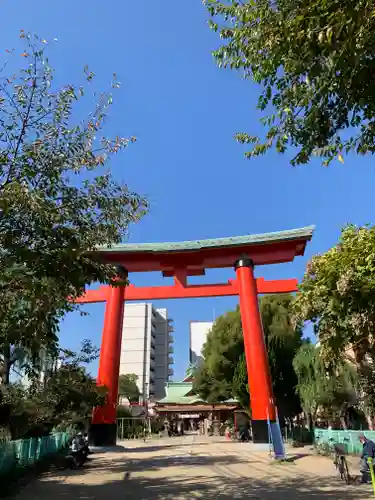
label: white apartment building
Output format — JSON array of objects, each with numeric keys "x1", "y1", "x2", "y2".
[
  {"x1": 189, "y1": 320, "x2": 213, "y2": 366},
  {"x1": 119, "y1": 303, "x2": 174, "y2": 401}
]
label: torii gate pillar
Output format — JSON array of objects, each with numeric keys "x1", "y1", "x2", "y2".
[
  {"x1": 90, "y1": 269, "x2": 127, "y2": 446},
  {"x1": 235, "y1": 257, "x2": 276, "y2": 442}
]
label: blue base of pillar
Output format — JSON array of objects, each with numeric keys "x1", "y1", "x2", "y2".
[
  {"x1": 269, "y1": 420, "x2": 286, "y2": 459},
  {"x1": 251, "y1": 419, "x2": 285, "y2": 458}
]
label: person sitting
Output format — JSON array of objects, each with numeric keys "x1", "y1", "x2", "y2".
[{"x1": 359, "y1": 433, "x2": 375, "y2": 483}]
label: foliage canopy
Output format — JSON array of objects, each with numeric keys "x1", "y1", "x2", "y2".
[
  {"x1": 0, "y1": 33, "x2": 147, "y2": 382},
  {"x1": 118, "y1": 374, "x2": 141, "y2": 403},
  {"x1": 294, "y1": 225, "x2": 375, "y2": 368},
  {"x1": 0, "y1": 340, "x2": 104, "y2": 439},
  {"x1": 194, "y1": 295, "x2": 303, "y2": 420},
  {"x1": 205, "y1": 0, "x2": 375, "y2": 166},
  {"x1": 293, "y1": 343, "x2": 357, "y2": 427}
]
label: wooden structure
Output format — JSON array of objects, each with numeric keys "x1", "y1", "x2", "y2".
[
  {"x1": 155, "y1": 382, "x2": 240, "y2": 431},
  {"x1": 76, "y1": 226, "x2": 314, "y2": 446}
]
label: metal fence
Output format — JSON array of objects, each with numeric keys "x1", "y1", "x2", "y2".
[
  {"x1": 0, "y1": 432, "x2": 71, "y2": 477},
  {"x1": 284, "y1": 426, "x2": 313, "y2": 444},
  {"x1": 314, "y1": 428, "x2": 375, "y2": 455},
  {"x1": 117, "y1": 417, "x2": 146, "y2": 440}
]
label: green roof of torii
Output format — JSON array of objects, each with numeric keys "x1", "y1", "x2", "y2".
[{"x1": 98, "y1": 225, "x2": 315, "y2": 254}]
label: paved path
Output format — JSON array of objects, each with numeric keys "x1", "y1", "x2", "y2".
[{"x1": 12, "y1": 436, "x2": 374, "y2": 499}]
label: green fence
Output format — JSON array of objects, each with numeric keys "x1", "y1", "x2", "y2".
[
  {"x1": 314, "y1": 428, "x2": 375, "y2": 455},
  {"x1": 0, "y1": 432, "x2": 71, "y2": 477}
]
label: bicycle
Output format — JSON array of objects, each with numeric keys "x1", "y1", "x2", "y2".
[{"x1": 329, "y1": 438, "x2": 351, "y2": 484}]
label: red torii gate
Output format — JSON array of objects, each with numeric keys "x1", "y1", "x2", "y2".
[{"x1": 77, "y1": 226, "x2": 314, "y2": 446}]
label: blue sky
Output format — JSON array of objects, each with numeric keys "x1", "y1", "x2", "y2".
[{"x1": 2, "y1": 1, "x2": 374, "y2": 381}]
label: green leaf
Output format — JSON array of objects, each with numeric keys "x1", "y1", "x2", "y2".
[
  {"x1": 0, "y1": 33, "x2": 148, "y2": 392},
  {"x1": 205, "y1": 0, "x2": 375, "y2": 166}
]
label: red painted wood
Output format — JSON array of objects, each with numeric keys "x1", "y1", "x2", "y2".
[
  {"x1": 94, "y1": 238, "x2": 309, "y2": 272},
  {"x1": 92, "y1": 284, "x2": 125, "y2": 425},
  {"x1": 86, "y1": 230, "x2": 312, "y2": 438},
  {"x1": 236, "y1": 264, "x2": 276, "y2": 421},
  {"x1": 76, "y1": 278, "x2": 298, "y2": 304}
]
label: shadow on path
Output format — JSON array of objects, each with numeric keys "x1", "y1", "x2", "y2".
[
  {"x1": 18, "y1": 472, "x2": 372, "y2": 499},
  {"x1": 62, "y1": 452, "x2": 252, "y2": 478},
  {"x1": 12, "y1": 449, "x2": 373, "y2": 500}
]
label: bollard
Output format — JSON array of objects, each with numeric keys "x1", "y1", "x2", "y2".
[{"x1": 367, "y1": 457, "x2": 375, "y2": 496}]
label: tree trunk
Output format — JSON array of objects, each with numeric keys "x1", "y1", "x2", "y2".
[
  {"x1": 340, "y1": 416, "x2": 347, "y2": 429},
  {"x1": 366, "y1": 413, "x2": 374, "y2": 430},
  {"x1": 1, "y1": 344, "x2": 11, "y2": 385},
  {"x1": 305, "y1": 412, "x2": 313, "y2": 431},
  {"x1": 340, "y1": 404, "x2": 348, "y2": 429}
]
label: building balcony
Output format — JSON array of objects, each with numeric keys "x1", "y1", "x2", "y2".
[
  {"x1": 167, "y1": 325, "x2": 174, "y2": 333},
  {"x1": 168, "y1": 368, "x2": 174, "y2": 377},
  {"x1": 168, "y1": 345, "x2": 174, "y2": 354},
  {"x1": 168, "y1": 356, "x2": 173, "y2": 365},
  {"x1": 168, "y1": 334, "x2": 173, "y2": 344}
]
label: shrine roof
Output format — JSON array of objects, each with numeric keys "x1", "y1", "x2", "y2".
[
  {"x1": 156, "y1": 382, "x2": 202, "y2": 404},
  {"x1": 97, "y1": 226, "x2": 315, "y2": 255}
]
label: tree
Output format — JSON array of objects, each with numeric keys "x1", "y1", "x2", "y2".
[
  {"x1": 205, "y1": 0, "x2": 375, "y2": 166},
  {"x1": 232, "y1": 353, "x2": 249, "y2": 411},
  {"x1": 185, "y1": 363, "x2": 198, "y2": 380},
  {"x1": 294, "y1": 225, "x2": 375, "y2": 369},
  {"x1": 194, "y1": 307, "x2": 243, "y2": 402},
  {"x1": 38, "y1": 344, "x2": 106, "y2": 433},
  {"x1": 194, "y1": 295, "x2": 303, "y2": 421},
  {"x1": 293, "y1": 225, "x2": 375, "y2": 426},
  {"x1": 0, "y1": 32, "x2": 147, "y2": 382},
  {"x1": 293, "y1": 343, "x2": 357, "y2": 429},
  {"x1": 0, "y1": 340, "x2": 104, "y2": 439},
  {"x1": 259, "y1": 295, "x2": 303, "y2": 420},
  {"x1": 293, "y1": 344, "x2": 326, "y2": 428},
  {"x1": 118, "y1": 374, "x2": 140, "y2": 402},
  {"x1": 358, "y1": 365, "x2": 375, "y2": 426}
]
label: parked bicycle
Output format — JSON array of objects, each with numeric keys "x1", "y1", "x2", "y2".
[{"x1": 328, "y1": 437, "x2": 351, "y2": 484}]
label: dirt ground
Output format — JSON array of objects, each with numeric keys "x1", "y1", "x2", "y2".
[{"x1": 10, "y1": 436, "x2": 375, "y2": 499}]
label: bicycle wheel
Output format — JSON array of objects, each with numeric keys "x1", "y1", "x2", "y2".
[{"x1": 340, "y1": 457, "x2": 350, "y2": 484}]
